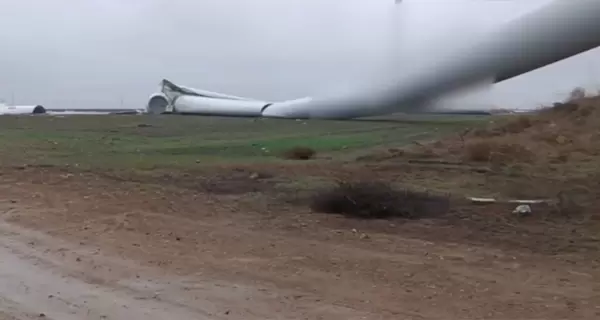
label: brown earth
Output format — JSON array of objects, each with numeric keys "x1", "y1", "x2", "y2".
[
  {"x1": 2, "y1": 97, "x2": 600, "y2": 319},
  {"x1": 0, "y1": 163, "x2": 598, "y2": 320}
]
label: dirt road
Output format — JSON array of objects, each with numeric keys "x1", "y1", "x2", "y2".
[
  {"x1": 0, "y1": 222, "x2": 212, "y2": 319},
  {"x1": 0, "y1": 168, "x2": 597, "y2": 319}
]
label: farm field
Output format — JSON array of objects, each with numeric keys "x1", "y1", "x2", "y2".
[
  {"x1": 0, "y1": 114, "x2": 483, "y2": 168},
  {"x1": 0, "y1": 112, "x2": 598, "y2": 319}
]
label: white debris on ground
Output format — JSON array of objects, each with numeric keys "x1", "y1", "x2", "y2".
[{"x1": 513, "y1": 204, "x2": 532, "y2": 216}]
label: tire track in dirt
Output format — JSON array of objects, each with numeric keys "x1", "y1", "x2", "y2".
[
  {"x1": 0, "y1": 221, "x2": 376, "y2": 320},
  {"x1": 0, "y1": 239, "x2": 209, "y2": 319}
]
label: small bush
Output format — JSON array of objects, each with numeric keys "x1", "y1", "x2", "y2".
[
  {"x1": 464, "y1": 141, "x2": 493, "y2": 162},
  {"x1": 504, "y1": 116, "x2": 533, "y2": 134},
  {"x1": 548, "y1": 102, "x2": 580, "y2": 114},
  {"x1": 566, "y1": 87, "x2": 586, "y2": 102},
  {"x1": 310, "y1": 180, "x2": 449, "y2": 219},
  {"x1": 282, "y1": 147, "x2": 316, "y2": 160},
  {"x1": 464, "y1": 140, "x2": 534, "y2": 164},
  {"x1": 469, "y1": 116, "x2": 534, "y2": 138}
]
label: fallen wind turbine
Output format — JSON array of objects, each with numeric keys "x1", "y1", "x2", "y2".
[{"x1": 147, "y1": 0, "x2": 600, "y2": 119}]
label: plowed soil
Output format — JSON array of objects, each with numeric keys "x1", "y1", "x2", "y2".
[{"x1": 0, "y1": 165, "x2": 597, "y2": 320}]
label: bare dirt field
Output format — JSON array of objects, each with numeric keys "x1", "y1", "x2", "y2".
[{"x1": 0, "y1": 112, "x2": 598, "y2": 319}]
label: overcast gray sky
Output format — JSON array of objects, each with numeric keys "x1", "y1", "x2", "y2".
[{"x1": 1, "y1": 0, "x2": 599, "y2": 110}]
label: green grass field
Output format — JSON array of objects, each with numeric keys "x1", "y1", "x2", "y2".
[{"x1": 0, "y1": 114, "x2": 486, "y2": 169}]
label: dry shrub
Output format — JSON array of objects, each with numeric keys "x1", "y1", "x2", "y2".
[
  {"x1": 531, "y1": 130, "x2": 563, "y2": 145},
  {"x1": 464, "y1": 140, "x2": 534, "y2": 164},
  {"x1": 464, "y1": 141, "x2": 493, "y2": 162},
  {"x1": 310, "y1": 180, "x2": 449, "y2": 219},
  {"x1": 566, "y1": 87, "x2": 586, "y2": 102},
  {"x1": 503, "y1": 115, "x2": 533, "y2": 133},
  {"x1": 544, "y1": 102, "x2": 580, "y2": 115},
  {"x1": 456, "y1": 96, "x2": 600, "y2": 165},
  {"x1": 469, "y1": 115, "x2": 534, "y2": 138},
  {"x1": 577, "y1": 104, "x2": 595, "y2": 117},
  {"x1": 282, "y1": 147, "x2": 316, "y2": 160},
  {"x1": 361, "y1": 94, "x2": 600, "y2": 172}
]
